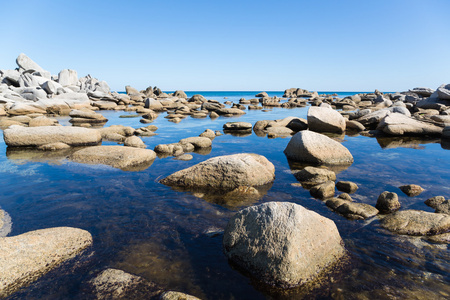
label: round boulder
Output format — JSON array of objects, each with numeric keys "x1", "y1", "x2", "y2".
[
  {"x1": 375, "y1": 191, "x2": 400, "y2": 213},
  {"x1": 307, "y1": 107, "x2": 346, "y2": 133},
  {"x1": 160, "y1": 153, "x2": 275, "y2": 190},
  {"x1": 284, "y1": 131, "x2": 353, "y2": 165},
  {"x1": 223, "y1": 202, "x2": 345, "y2": 288}
]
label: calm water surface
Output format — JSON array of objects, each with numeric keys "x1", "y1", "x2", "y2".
[{"x1": 1, "y1": 92, "x2": 449, "y2": 299}]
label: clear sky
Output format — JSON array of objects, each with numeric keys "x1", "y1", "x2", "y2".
[{"x1": 1, "y1": 0, "x2": 449, "y2": 92}]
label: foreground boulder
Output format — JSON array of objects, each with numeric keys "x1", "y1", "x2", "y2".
[
  {"x1": 284, "y1": 131, "x2": 353, "y2": 165},
  {"x1": 0, "y1": 227, "x2": 92, "y2": 298},
  {"x1": 307, "y1": 107, "x2": 346, "y2": 133},
  {"x1": 70, "y1": 146, "x2": 156, "y2": 171},
  {"x1": 3, "y1": 125, "x2": 102, "y2": 147},
  {"x1": 160, "y1": 153, "x2": 275, "y2": 190},
  {"x1": 380, "y1": 210, "x2": 450, "y2": 235},
  {"x1": 223, "y1": 202, "x2": 345, "y2": 288}
]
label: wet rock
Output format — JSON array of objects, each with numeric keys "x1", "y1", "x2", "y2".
[
  {"x1": 294, "y1": 166, "x2": 336, "y2": 188},
  {"x1": 427, "y1": 232, "x2": 450, "y2": 244},
  {"x1": 37, "y1": 142, "x2": 71, "y2": 151},
  {"x1": 399, "y1": 184, "x2": 424, "y2": 197},
  {"x1": 179, "y1": 137, "x2": 212, "y2": 148},
  {"x1": 89, "y1": 268, "x2": 161, "y2": 300},
  {"x1": 381, "y1": 210, "x2": 450, "y2": 235},
  {"x1": 70, "y1": 146, "x2": 156, "y2": 171},
  {"x1": 160, "y1": 153, "x2": 274, "y2": 190},
  {"x1": 223, "y1": 202, "x2": 345, "y2": 288},
  {"x1": 307, "y1": 107, "x2": 346, "y2": 133},
  {"x1": 378, "y1": 113, "x2": 443, "y2": 136},
  {"x1": 435, "y1": 200, "x2": 450, "y2": 215},
  {"x1": 375, "y1": 191, "x2": 400, "y2": 214},
  {"x1": 309, "y1": 181, "x2": 335, "y2": 200},
  {"x1": 209, "y1": 111, "x2": 219, "y2": 118},
  {"x1": 160, "y1": 291, "x2": 201, "y2": 300},
  {"x1": 124, "y1": 136, "x2": 146, "y2": 148},
  {"x1": 338, "y1": 193, "x2": 353, "y2": 201},
  {"x1": 425, "y1": 196, "x2": 446, "y2": 209},
  {"x1": 223, "y1": 122, "x2": 252, "y2": 131},
  {"x1": 0, "y1": 227, "x2": 92, "y2": 298},
  {"x1": 3, "y1": 125, "x2": 102, "y2": 147},
  {"x1": 335, "y1": 181, "x2": 358, "y2": 194},
  {"x1": 284, "y1": 131, "x2": 353, "y2": 165},
  {"x1": 326, "y1": 198, "x2": 379, "y2": 220}
]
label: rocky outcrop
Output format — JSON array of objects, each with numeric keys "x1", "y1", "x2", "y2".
[
  {"x1": 307, "y1": 107, "x2": 346, "y2": 133},
  {"x1": 284, "y1": 131, "x2": 353, "y2": 165},
  {"x1": 160, "y1": 153, "x2": 275, "y2": 191},
  {"x1": 223, "y1": 202, "x2": 345, "y2": 288},
  {"x1": 380, "y1": 210, "x2": 450, "y2": 235},
  {"x1": 3, "y1": 125, "x2": 102, "y2": 147},
  {"x1": 70, "y1": 146, "x2": 156, "y2": 171},
  {"x1": 0, "y1": 227, "x2": 92, "y2": 298},
  {"x1": 377, "y1": 113, "x2": 443, "y2": 136}
]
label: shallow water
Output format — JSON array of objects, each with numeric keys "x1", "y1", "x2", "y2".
[{"x1": 1, "y1": 91, "x2": 449, "y2": 299}]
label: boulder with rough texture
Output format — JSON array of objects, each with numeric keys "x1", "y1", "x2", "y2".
[
  {"x1": 435, "y1": 200, "x2": 450, "y2": 215},
  {"x1": 378, "y1": 113, "x2": 443, "y2": 136},
  {"x1": 0, "y1": 227, "x2": 92, "y2": 298},
  {"x1": 307, "y1": 107, "x2": 346, "y2": 133},
  {"x1": 335, "y1": 181, "x2": 358, "y2": 194},
  {"x1": 70, "y1": 146, "x2": 156, "y2": 171},
  {"x1": 160, "y1": 291, "x2": 201, "y2": 300},
  {"x1": 381, "y1": 210, "x2": 450, "y2": 235},
  {"x1": 3, "y1": 125, "x2": 102, "y2": 147},
  {"x1": 425, "y1": 196, "x2": 446, "y2": 209},
  {"x1": 223, "y1": 202, "x2": 345, "y2": 288},
  {"x1": 309, "y1": 181, "x2": 335, "y2": 199},
  {"x1": 399, "y1": 184, "x2": 424, "y2": 197},
  {"x1": 326, "y1": 198, "x2": 379, "y2": 220},
  {"x1": 28, "y1": 116, "x2": 58, "y2": 127},
  {"x1": 161, "y1": 153, "x2": 274, "y2": 190},
  {"x1": 284, "y1": 131, "x2": 353, "y2": 165},
  {"x1": 89, "y1": 268, "x2": 161, "y2": 300},
  {"x1": 375, "y1": 191, "x2": 400, "y2": 213}
]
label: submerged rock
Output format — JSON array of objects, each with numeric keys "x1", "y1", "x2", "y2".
[
  {"x1": 325, "y1": 198, "x2": 379, "y2": 220},
  {"x1": 3, "y1": 125, "x2": 102, "y2": 147},
  {"x1": 0, "y1": 227, "x2": 92, "y2": 298},
  {"x1": 284, "y1": 131, "x2": 353, "y2": 165},
  {"x1": 70, "y1": 146, "x2": 156, "y2": 171},
  {"x1": 310, "y1": 181, "x2": 335, "y2": 199},
  {"x1": 335, "y1": 181, "x2": 358, "y2": 194},
  {"x1": 88, "y1": 268, "x2": 161, "y2": 300},
  {"x1": 294, "y1": 166, "x2": 336, "y2": 188},
  {"x1": 160, "y1": 153, "x2": 275, "y2": 190},
  {"x1": 223, "y1": 202, "x2": 345, "y2": 288},
  {"x1": 380, "y1": 210, "x2": 450, "y2": 235}
]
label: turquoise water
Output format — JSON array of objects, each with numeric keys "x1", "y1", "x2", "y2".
[{"x1": 1, "y1": 92, "x2": 449, "y2": 299}]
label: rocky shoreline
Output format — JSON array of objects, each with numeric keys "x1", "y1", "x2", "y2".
[{"x1": 1, "y1": 54, "x2": 449, "y2": 298}]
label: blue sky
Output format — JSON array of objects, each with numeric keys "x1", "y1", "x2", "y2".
[{"x1": 1, "y1": 0, "x2": 449, "y2": 92}]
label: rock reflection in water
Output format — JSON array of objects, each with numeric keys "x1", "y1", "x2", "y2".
[
  {"x1": 223, "y1": 129, "x2": 253, "y2": 137},
  {"x1": 287, "y1": 159, "x2": 352, "y2": 175},
  {"x1": 6, "y1": 147, "x2": 79, "y2": 164},
  {"x1": 376, "y1": 136, "x2": 440, "y2": 149}
]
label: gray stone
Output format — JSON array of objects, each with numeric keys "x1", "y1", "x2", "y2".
[
  {"x1": 173, "y1": 90, "x2": 188, "y2": 98},
  {"x1": 16, "y1": 53, "x2": 46, "y2": 73},
  {"x1": 326, "y1": 198, "x2": 378, "y2": 220},
  {"x1": 378, "y1": 113, "x2": 443, "y2": 136},
  {"x1": 58, "y1": 69, "x2": 78, "y2": 87},
  {"x1": 255, "y1": 92, "x2": 269, "y2": 98},
  {"x1": 381, "y1": 210, "x2": 450, "y2": 235},
  {"x1": 223, "y1": 202, "x2": 345, "y2": 288},
  {"x1": 284, "y1": 131, "x2": 354, "y2": 165},
  {"x1": 3, "y1": 125, "x2": 102, "y2": 147},
  {"x1": 70, "y1": 146, "x2": 156, "y2": 171},
  {"x1": 375, "y1": 191, "x2": 400, "y2": 213},
  {"x1": 307, "y1": 107, "x2": 346, "y2": 133},
  {"x1": 216, "y1": 108, "x2": 246, "y2": 115},
  {"x1": 336, "y1": 181, "x2": 358, "y2": 194},
  {"x1": 160, "y1": 153, "x2": 275, "y2": 191},
  {"x1": 437, "y1": 83, "x2": 450, "y2": 100},
  {"x1": 0, "y1": 227, "x2": 92, "y2": 298}
]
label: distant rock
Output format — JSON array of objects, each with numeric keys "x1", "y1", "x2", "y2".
[
  {"x1": 375, "y1": 191, "x2": 400, "y2": 213},
  {"x1": 216, "y1": 108, "x2": 246, "y2": 116},
  {"x1": 409, "y1": 87, "x2": 435, "y2": 97},
  {"x1": 223, "y1": 202, "x2": 345, "y2": 288},
  {"x1": 0, "y1": 227, "x2": 92, "y2": 298},
  {"x1": 160, "y1": 153, "x2": 275, "y2": 191},
  {"x1": 307, "y1": 107, "x2": 346, "y2": 133},
  {"x1": 70, "y1": 146, "x2": 156, "y2": 171},
  {"x1": 179, "y1": 137, "x2": 212, "y2": 148},
  {"x1": 399, "y1": 184, "x2": 424, "y2": 197},
  {"x1": 255, "y1": 92, "x2": 269, "y2": 98},
  {"x1": 173, "y1": 90, "x2": 188, "y2": 98},
  {"x1": 284, "y1": 131, "x2": 353, "y2": 165},
  {"x1": 381, "y1": 210, "x2": 450, "y2": 235},
  {"x1": 437, "y1": 83, "x2": 450, "y2": 100},
  {"x1": 223, "y1": 122, "x2": 252, "y2": 131},
  {"x1": 3, "y1": 125, "x2": 102, "y2": 147}
]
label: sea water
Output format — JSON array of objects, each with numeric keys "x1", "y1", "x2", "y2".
[{"x1": 1, "y1": 92, "x2": 449, "y2": 299}]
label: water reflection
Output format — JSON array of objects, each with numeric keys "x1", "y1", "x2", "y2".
[{"x1": 376, "y1": 136, "x2": 440, "y2": 149}]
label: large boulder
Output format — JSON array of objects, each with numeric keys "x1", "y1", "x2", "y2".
[
  {"x1": 160, "y1": 153, "x2": 275, "y2": 190},
  {"x1": 380, "y1": 210, "x2": 450, "y2": 235},
  {"x1": 307, "y1": 107, "x2": 346, "y2": 133},
  {"x1": 16, "y1": 53, "x2": 46, "y2": 73},
  {"x1": 70, "y1": 146, "x2": 156, "y2": 171},
  {"x1": 58, "y1": 69, "x2": 78, "y2": 87},
  {"x1": 3, "y1": 125, "x2": 102, "y2": 147},
  {"x1": 223, "y1": 202, "x2": 345, "y2": 288},
  {"x1": 437, "y1": 83, "x2": 450, "y2": 100},
  {"x1": 284, "y1": 131, "x2": 353, "y2": 165},
  {"x1": 377, "y1": 113, "x2": 443, "y2": 136},
  {"x1": 0, "y1": 227, "x2": 92, "y2": 298}
]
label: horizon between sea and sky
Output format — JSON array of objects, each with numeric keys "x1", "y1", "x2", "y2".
[{"x1": 0, "y1": 0, "x2": 449, "y2": 92}]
